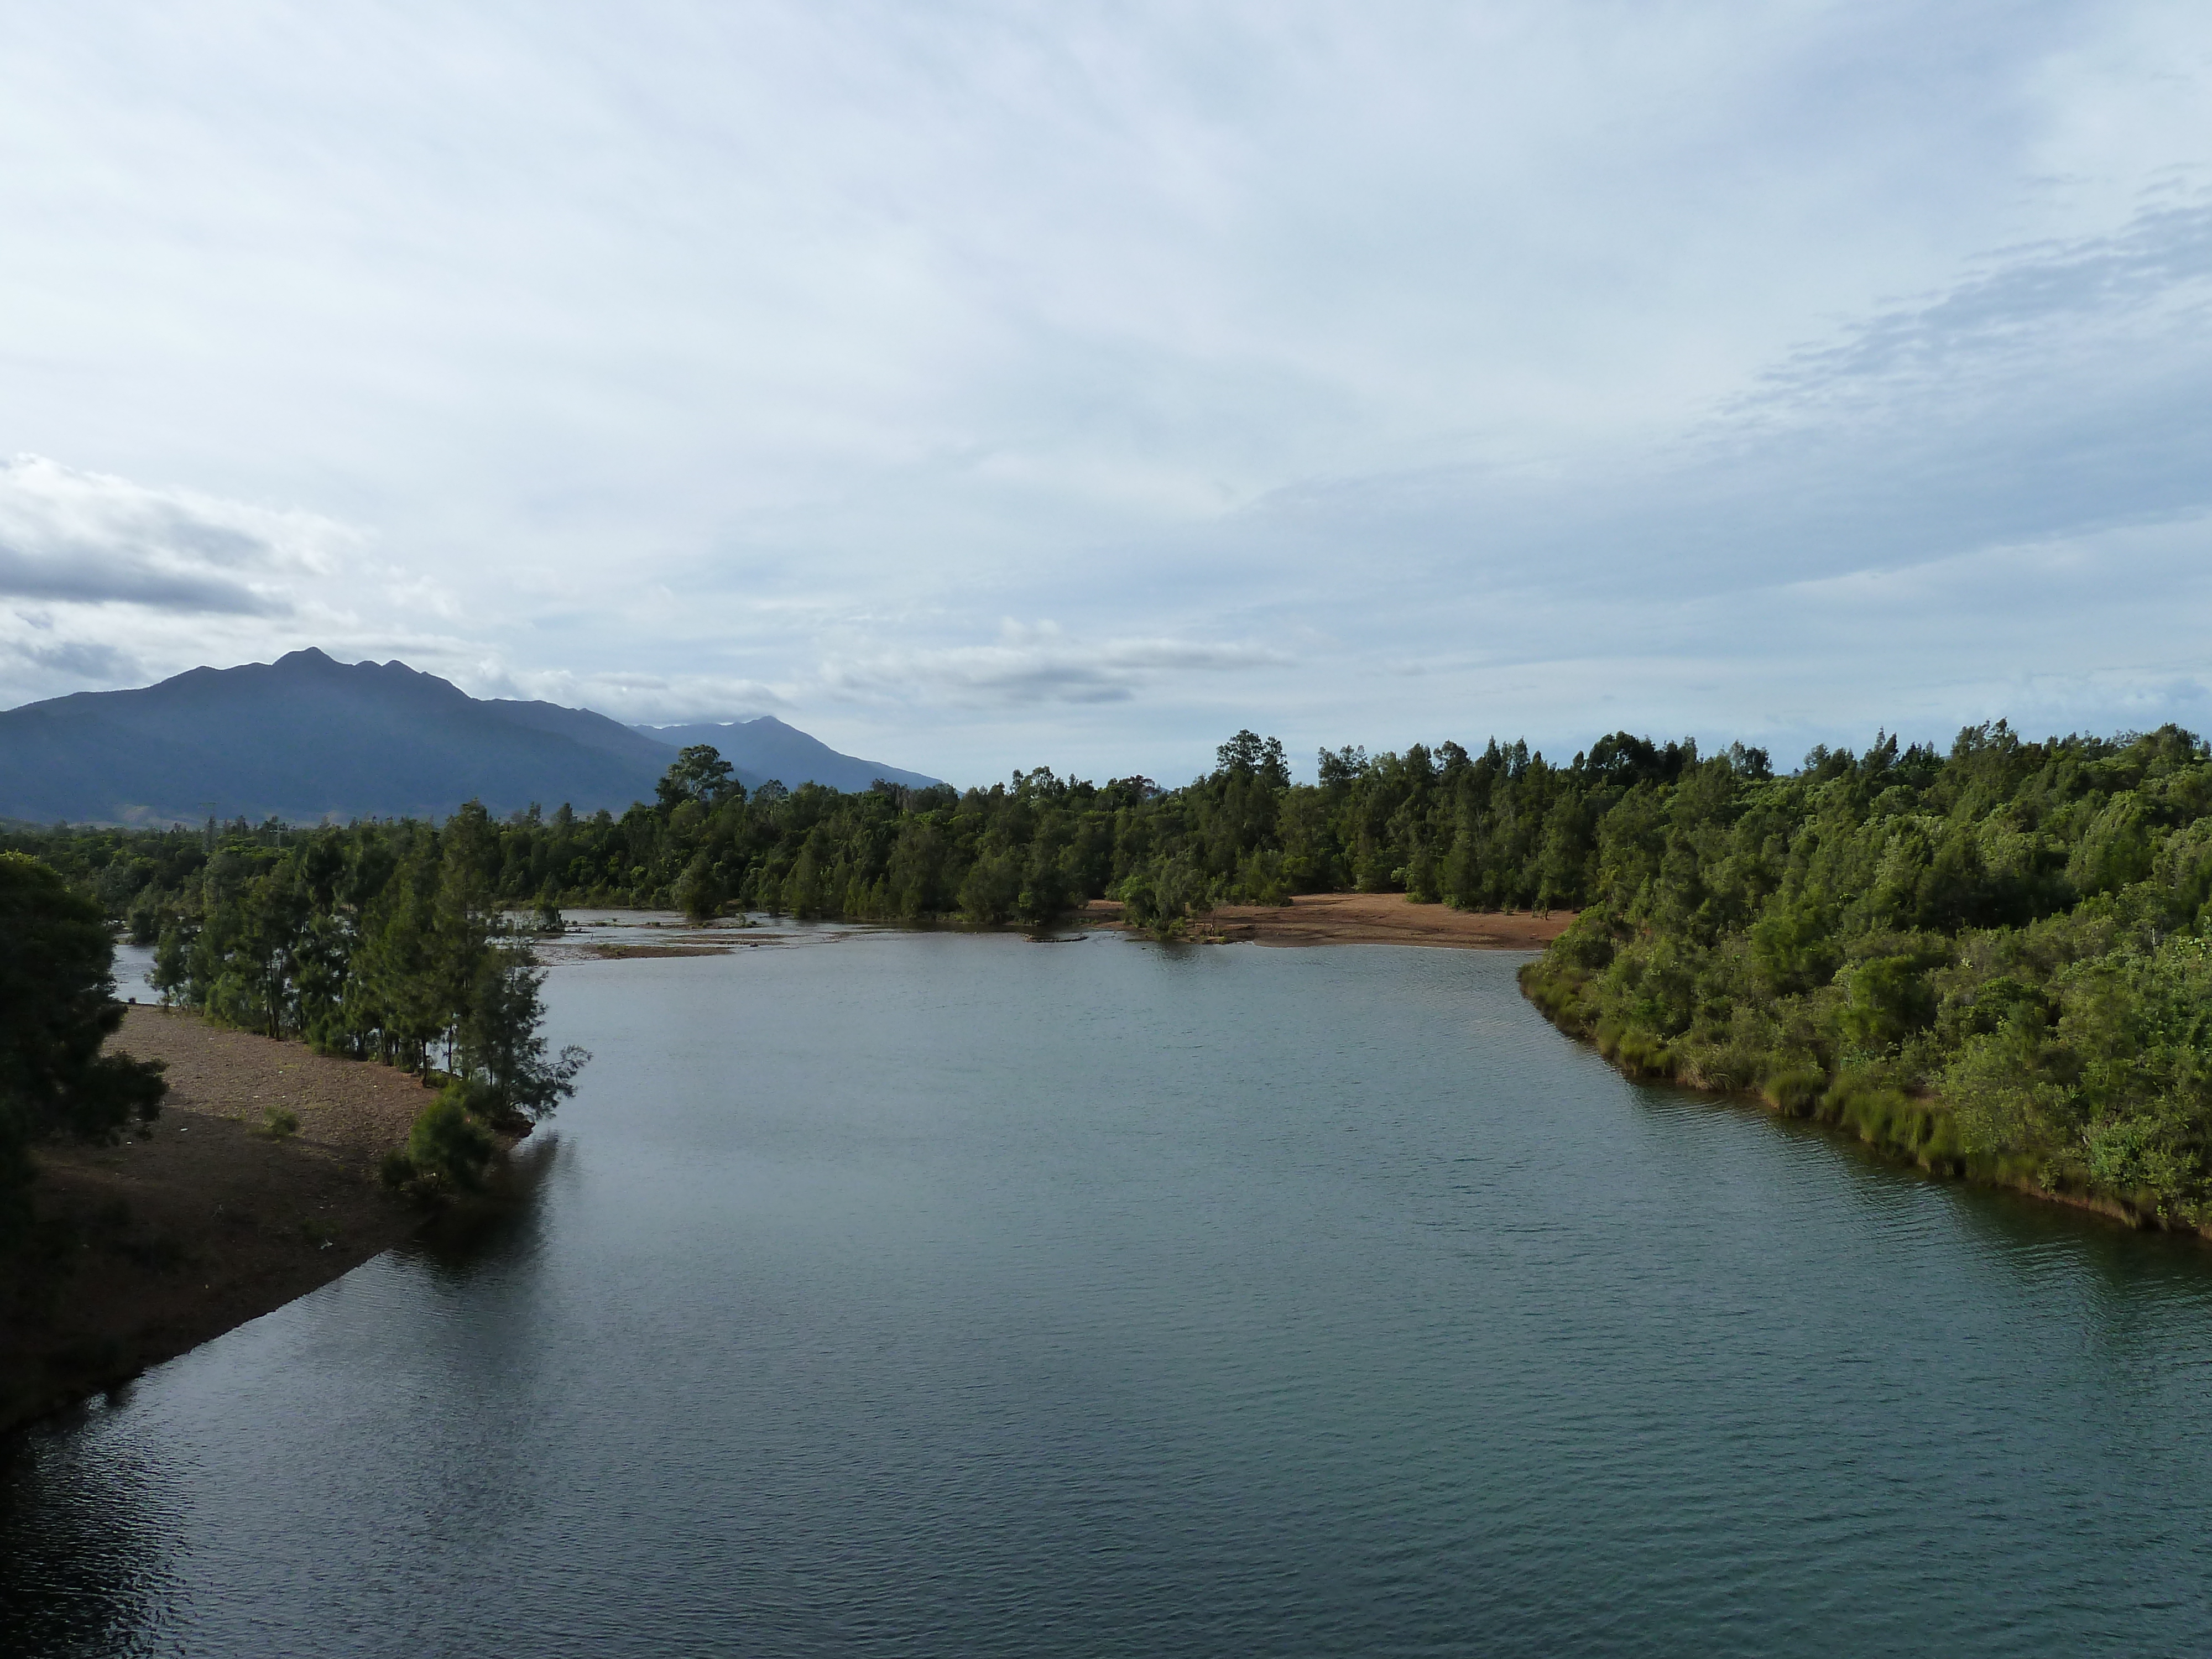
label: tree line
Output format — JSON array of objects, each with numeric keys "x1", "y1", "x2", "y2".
[{"x1": 20, "y1": 726, "x2": 1682, "y2": 941}]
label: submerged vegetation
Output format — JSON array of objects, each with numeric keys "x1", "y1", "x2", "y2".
[{"x1": 12, "y1": 718, "x2": 2212, "y2": 1233}]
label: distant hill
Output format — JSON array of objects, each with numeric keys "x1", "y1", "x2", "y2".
[
  {"x1": 0, "y1": 649, "x2": 764, "y2": 825},
  {"x1": 637, "y1": 716, "x2": 944, "y2": 794}
]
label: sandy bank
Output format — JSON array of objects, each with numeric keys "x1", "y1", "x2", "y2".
[
  {"x1": 3, "y1": 1008, "x2": 432, "y2": 1433},
  {"x1": 1081, "y1": 892, "x2": 1574, "y2": 948}
]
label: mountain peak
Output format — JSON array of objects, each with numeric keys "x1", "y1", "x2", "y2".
[
  {"x1": 0, "y1": 652, "x2": 666, "y2": 823},
  {"x1": 0, "y1": 651, "x2": 944, "y2": 823}
]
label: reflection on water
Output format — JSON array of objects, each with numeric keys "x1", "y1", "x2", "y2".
[
  {"x1": 406, "y1": 1126, "x2": 564, "y2": 1274},
  {"x1": 6, "y1": 936, "x2": 2211, "y2": 1658},
  {"x1": 2, "y1": 1126, "x2": 562, "y2": 1655},
  {"x1": 0, "y1": 1416, "x2": 176, "y2": 1656}
]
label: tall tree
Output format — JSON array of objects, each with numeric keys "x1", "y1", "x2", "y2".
[{"x1": 0, "y1": 853, "x2": 166, "y2": 1239}]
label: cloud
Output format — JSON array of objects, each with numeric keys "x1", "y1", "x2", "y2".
[
  {"x1": 0, "y1": 633, "x2": 138, "y2": 684},
  {"x1": 0, "y1": 3, "x2": 2209, "y2": 783},
  {"x1": 470, "y1": 662, "x2": 795, "y2": 726},
  {"x1": 816, "y1": 622, "x2": 1293, "y2": 707},
  {"x1": 0, "y1": 455, "x2": 351, "y2": 615},
  {"x1": 1747, "y1": 197, "x2": 2212, "y2": 409},
  {"x1": 1240, "y1": 187, "x2": 2212, "y2": 608}
]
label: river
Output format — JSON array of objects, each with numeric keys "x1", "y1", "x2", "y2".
[{"x1": 6, "y1": 931, "x2": 2211, "y2": 1655}]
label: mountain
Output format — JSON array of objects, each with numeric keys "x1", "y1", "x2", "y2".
[
  {"x1": 0, "y1": 649, "x2": 760, "y2": 825},
  {"x1": 636, "y1": 716, "x2": 944, "y2": 793}
]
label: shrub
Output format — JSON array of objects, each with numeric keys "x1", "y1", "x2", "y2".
[
  {"x1": 401, "y1": 1084, "x2": 497, "y2": 1192},
  {"x1": 674, "y1": 852, "x2": 723, "y2": 924}
]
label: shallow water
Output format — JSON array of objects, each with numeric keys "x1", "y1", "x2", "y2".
[{"x1": 8, "y1": 933, "x2": 2211, "y2": 1656}]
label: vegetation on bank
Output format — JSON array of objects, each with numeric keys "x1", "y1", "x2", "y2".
[
  {"x1": 1519, "y1": 724, "x2": 2212, "y2": 1234},
  {"x1": 0, "y1": 724, "x2": 1671, "y2": 1220},
  {"x1": 0, "y1": 804, "x2": 587, "y2": 1225},
  {"x1": 12, "y1": 719, "x2": 2212, "y2": 1233}
]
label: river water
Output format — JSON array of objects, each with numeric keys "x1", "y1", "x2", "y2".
[{"x1": 7, "y1": 931, "x2": 2212, "y2": 1656}]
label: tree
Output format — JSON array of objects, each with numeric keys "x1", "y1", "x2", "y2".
[
  {"x1": 151, "y1": 919, "x2": 191, "y2": 1005},
  {"x1": 658, "y1": 745, "x2": 739, "y2": 812},
  {"x1": 1215, "y1": 730, "x2": 1291, "y2": 790},
  {"x1": 0, "y1": 853, "x2": 167, "y2": 1238},
  {"x1": 457, "y1": 933, "x2": 588, "y2": 1128},
  {"x1": 402, "y1": 1083, "x2": 498, "y2": 1191},
  {"x1": 674, "y1": 851, "x2": 724, "y2": 924}
]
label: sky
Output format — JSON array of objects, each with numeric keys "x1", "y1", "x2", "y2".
[{"x1": 2, "y1": 1, "x2": 2209, "y2": 787}]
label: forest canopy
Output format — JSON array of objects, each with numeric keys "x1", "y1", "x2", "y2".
[{"x1": 1516, "y1": 722, "x2": 2212, "y2": 1234}]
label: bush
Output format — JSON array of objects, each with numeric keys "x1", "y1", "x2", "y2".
[
  {"x1": 674, "y1": 853, "x2": 723, "y2": 924},
  {"x1": 401, "y1": 1084, "x2": 497, "y2": 1192}
]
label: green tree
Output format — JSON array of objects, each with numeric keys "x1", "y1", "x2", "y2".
[
  {"x1": 0, "y1": 853, "x2": 167, "y2": 1238},
  {"x1": 458, "y1": 934, "x2": 589, "y2": 1125},
  {"x1": 658, "y1": 744, "x2": 739, "y2": 811},
  {"x1": 402, "y1": 1082, "x2": 498, "y2": 1191},
  {"x1": 674, "y1": 851, "x2": 724, "y2": 924}
]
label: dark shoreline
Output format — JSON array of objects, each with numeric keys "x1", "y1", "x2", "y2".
[{"x1": 3, "y1": 1010, "x2": 439, "y2": 1435}]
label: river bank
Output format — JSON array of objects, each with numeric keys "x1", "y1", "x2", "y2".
[
  {"x1": 1080, "y1": 892, "x2": 1575, "y2": 947},
  {"x1": 2, "y1": 1008, "x2": 432, "y2": 1433},
  {"x1": 1516, "y1": 963, "x2": 2212, "y2": 1245},
  {"x1": 521, "y1": 898, "x2": 1574, "y2": 956}
]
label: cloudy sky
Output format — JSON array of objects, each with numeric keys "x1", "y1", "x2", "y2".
[{"x1": 2, "y1": 1, "x2": 2208, "y2": 784}]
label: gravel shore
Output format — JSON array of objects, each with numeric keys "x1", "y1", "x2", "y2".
[{"x1": 1082, "y1": 891, "x2": 1575, "y2": 947}]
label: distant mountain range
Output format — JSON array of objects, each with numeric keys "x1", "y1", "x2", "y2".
[
  {"x1": 635, "y1": 717, "x2": 941, "y2": 795},
  {"x1": 0, "y1": 649, "x2": 943, "y2": 825}
]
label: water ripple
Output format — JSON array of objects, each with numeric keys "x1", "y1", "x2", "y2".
[{"x1": 5, "y1": 939, "x2": 2210, "y2": 1656}]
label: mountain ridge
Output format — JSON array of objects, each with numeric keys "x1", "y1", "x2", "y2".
[
  {"x1": 635, "y1": 716, "x2": 943, "y2": 794},
  {"x1": 0, "y1": 651, "x2": 935, "y2": 823}
]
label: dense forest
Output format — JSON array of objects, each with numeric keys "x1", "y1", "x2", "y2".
[
  {"x1": 1518, "y1": 723, "x2": 2212, "y2": 1234},
  {"x1": 9, "y1": 718, "x2": 2212, "y2": 1233}
]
